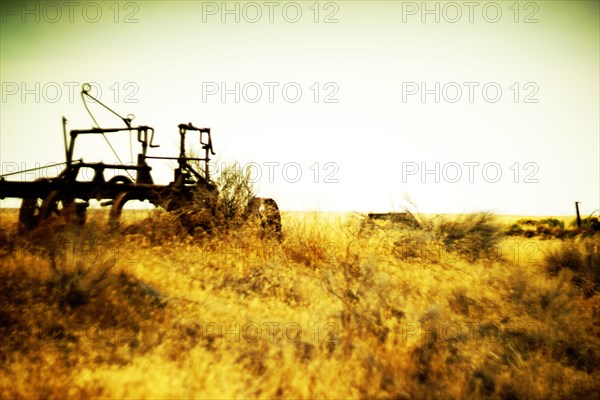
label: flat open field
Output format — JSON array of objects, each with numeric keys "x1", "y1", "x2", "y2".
[{"x1": 1, "y1": 208, "x2": 599, "y2": 399}]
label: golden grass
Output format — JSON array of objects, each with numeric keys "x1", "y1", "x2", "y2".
[{"x1": 0, "y1": 208, "x2": 599, "y2": 399}]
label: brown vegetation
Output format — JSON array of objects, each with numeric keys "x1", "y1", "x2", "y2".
[{"x1": 1, "y1": 209, "x2": 599, "y2": 398}]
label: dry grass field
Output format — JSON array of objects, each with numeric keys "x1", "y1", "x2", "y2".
[{"x1": 1, "y1": 207, "x2": 599, "y2": 399}]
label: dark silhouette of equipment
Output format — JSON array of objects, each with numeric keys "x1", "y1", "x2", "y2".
[{"x1": 0, "y1": 84, "x2": 281, "y2": 237}]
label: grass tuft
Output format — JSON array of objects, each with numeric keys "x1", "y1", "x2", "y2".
[{"x1": 544, "y1": 238, "x2": 600, "y2": 297}]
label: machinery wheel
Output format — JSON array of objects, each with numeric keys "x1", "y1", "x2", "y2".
[
  {"x1": 40, "y1": 190, "x2": 86, "y2": 226},
  {"x1": 248, "y1": 197, "x2": 282, "y2": 240},
  {"x1": 18, "y1": 197, "x2": 44, "y2": 233},
  {"x1": 107, "y1": 175, "x2": 133, "y2": 185},
  {"x1": 17, "y1": 178, "x2": 50, "y2": 233},
  {"x1": 109, "y1": 191, "x2": 133, "y2": 230}
]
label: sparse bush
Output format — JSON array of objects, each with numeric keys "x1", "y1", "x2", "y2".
[
  {"x1": 539, "y1": 218, "x2": 564, "y2": 230},
  {"x1": 570, "y1": 217, "x2": 600, "y2": 231},
  {"x1": 214, "y1": 164, "x2": 256, "y2": 222},
  {"x1": 544, "y1": 238, "x2": 600, "y2": 297},
  {"x1": 506, "y1": 219, "x2": 538, "y2": 237},
  {"x1": 176, "y1": 161, "x2": 261, "y2": 234},
  {"x1": 35, "y1": 225, "x2": 116, "y2": 308},
  {"x1": 283, "y1": 213, "x2": 338, "y2": 269},
  {"x1": 508, "y1": 217, "x2": 596, "y2": 239},
  {"x1": 517, "y1": 218, "x2": 537, "y2": 226},
  {"x1": 438, "y1": 212, "x2": 503, "y2": 261},
  {"x1": 385, "y1": 211, "x2": 503, "y2": 262},
  {"x1": 0, "y1": 222, "x2": 165, "y2": 385},
  {"x1": 506, "y1": 223, "x2": 525, "y2": 236}
]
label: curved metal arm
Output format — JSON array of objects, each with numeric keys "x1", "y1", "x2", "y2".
[{"x1": 81, "y1": 83, "x2": 134, "y2": 128}]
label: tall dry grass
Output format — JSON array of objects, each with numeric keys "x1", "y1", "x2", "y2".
[{"x1": 0, "y1": 208, "x2": 599, "y2": 398}]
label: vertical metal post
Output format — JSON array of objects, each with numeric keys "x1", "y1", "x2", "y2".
[
  {"x1": 62, "y1": 117, "x2": 69, "y2": 165},
  {"x1": 179, "y1": 127, "x2": 186, "y2": 161},
  {"x1": 205, "y1": 145, "x2": 210, "y2": 181},
  {"x1": 575, "y1": 201, "x2": 582, "y2": 228}
]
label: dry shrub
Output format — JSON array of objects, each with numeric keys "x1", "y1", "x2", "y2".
[
  {"x1": 406, "y1": 308, "x2": 467, "y2": 398},
  {"x1": 544, "y1": 238, "x2": 600, "y2": 297},
  {"x1": 0, "y1": 225, "x2": 14, "y2": 258},
  {"x1": 0, "y1": 223, "x2": 165, "y2": 370},
  {"x1": 173, "y1": 163, "x2": 277, "y2": 238},
  {"x1": 507, "y1": 217, "x2": 598, "y2": 239},
  {"x1": 504, "y1": 265, "x2": 600, "y2": 381},
  {"x1": 215, "y1": 163, "x2": 256, "y2": 222},
  {"x1": 570, "y1": 216, "x2": 600, "y2": 231},
  {"x1": 438, "y1": 212, "x2": 503, "y2": 261},
  {"x1": 122, "y1": 209, "x2": 189, "y2": 245},
  {"x1": 282, "y1": 213, "x2": 339, "y2": 269},
  {"x1": 380, "y1": 211, "x2": 503, "y2": 263}
]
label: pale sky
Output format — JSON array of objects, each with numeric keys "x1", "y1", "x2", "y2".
[{"x1": 1, "y1": 1, "x2": 599, "y2": 216}]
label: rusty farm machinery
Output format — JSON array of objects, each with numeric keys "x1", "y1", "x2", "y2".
[{"x1": 0, "y1": 83, "x2": 282, "y2": 237}]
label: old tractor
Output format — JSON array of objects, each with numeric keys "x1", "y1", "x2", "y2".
[{"x1": 0, "y1": 83, "x2": 282, "y2": 237}]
